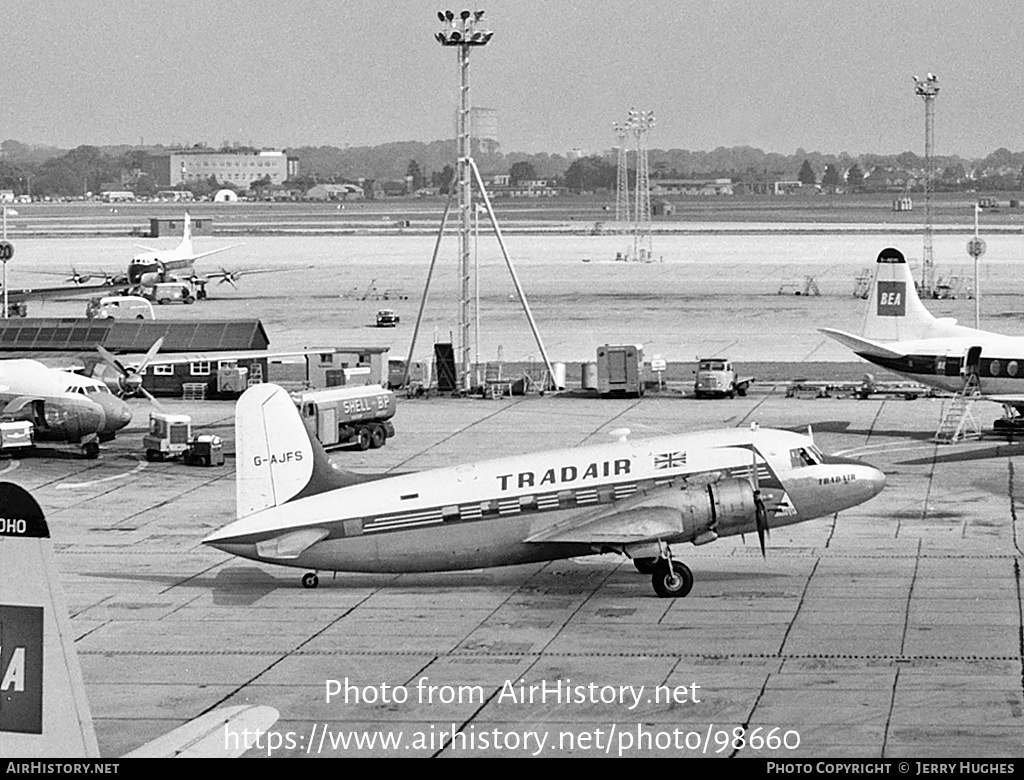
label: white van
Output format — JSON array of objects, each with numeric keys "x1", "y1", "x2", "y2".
[{"x1": 85, "y1": 295, "x2": 155, "y2": 320}]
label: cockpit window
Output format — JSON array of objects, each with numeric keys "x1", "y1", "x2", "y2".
[{"x1": 789, "y1": 447, "x2": 821, "y2": 468}]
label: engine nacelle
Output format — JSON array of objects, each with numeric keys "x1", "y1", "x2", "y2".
[
  {"x1": 707, "y1": 478, "x2": 759, "y2": 537},
  {"x1": 609, "y1": 478, "x2": 759, "y2": 545}
]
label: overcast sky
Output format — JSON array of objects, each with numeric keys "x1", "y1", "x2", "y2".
[{"x1": 4, "y1": 0, "x2": 1021, "y2": 158}]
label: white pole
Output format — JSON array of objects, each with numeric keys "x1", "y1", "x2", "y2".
[
  {"x1": 974, "y1": 203, "x2": 980, "y2": 329},
  {"x1": 3, "y1": 208, "x2": 8, "y2": 320}
]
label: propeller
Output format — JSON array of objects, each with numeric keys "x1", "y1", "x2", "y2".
[
  {"x1": 750, "y1": 447, "x2": 770, "y2": 557},
  {"x1": 215, "y1": 268, "x2": 241, "y2": 288},
  {"x1": 95, "y1": 337, "x2": 165, "y2": 411}
]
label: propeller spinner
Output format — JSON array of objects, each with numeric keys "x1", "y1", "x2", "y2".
[{"x1": 95, "y1": 338, "x2": 165, "y2": 410}]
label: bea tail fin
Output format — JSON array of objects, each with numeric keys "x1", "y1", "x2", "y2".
[
  {"x1": 234, "y1": 383, "x2": 374, "y2": 520},
  {"x1": 861, "y1": 247, "x2": 943, "y2": 341},
  {"x1": 0, "y1": 482, "x2": 99, "y2": 757},
  {"x1": 177, "y1": 210, "x2": 194, "y2": 256}
]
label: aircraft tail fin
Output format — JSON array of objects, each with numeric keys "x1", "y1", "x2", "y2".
[
  {"x1": 0, "y1": 482, "x2": 100, "y2": 757},
  {"x1": 177, "y1": 211, "x2": 194, "y2": 257},
  {"x1": 861, "y1": 247, "x2": 944, "y2": 341},
  {"x1": 235, "y1": 383, "x2": 377, "y2": 519}
]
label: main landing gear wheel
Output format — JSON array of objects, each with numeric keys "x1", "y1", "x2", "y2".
[
  {"x1": 301, "y1": 572, "x2": 319, "y2": 589},
  {"x1": 651, "y1": 560, "x2": 694, "y2": 598},
  {"x1": 633, "y1": 557, "x2": 657, "y2": 574},
  {"x1": 82, "y1": 441, "x2": 100, "y2": 459}
]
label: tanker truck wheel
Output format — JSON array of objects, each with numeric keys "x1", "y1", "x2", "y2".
[
  {"x1": 356, "y1": 427, "x2": 372, "y2": 451},
  {"x1": 369, "y1": 424, "x2": 386, "y2": 449}
]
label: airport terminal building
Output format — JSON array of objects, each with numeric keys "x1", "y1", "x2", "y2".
[{"x1": 143, "y1": 149, "x2": 298, "y2": 189}]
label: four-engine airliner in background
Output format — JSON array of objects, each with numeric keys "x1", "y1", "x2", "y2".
[
  {"x1": 204, "y1": 384, "x2": 886, "y2": 598},
  {"x1": 821, "y1": 246, "x2": 1024, "y2": 420}
]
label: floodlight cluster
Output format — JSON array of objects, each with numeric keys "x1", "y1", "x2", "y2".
[
  {"x1": 435, "y1": 9, "x2": 493, "y2": 46},
  {"x1": 912, "y1": 73, "x2": 939, "y2": 97}
]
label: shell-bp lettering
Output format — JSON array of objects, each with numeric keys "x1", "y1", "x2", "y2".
[{"x1": 253, "y1": 450, "x2": 305, "y2": 467}]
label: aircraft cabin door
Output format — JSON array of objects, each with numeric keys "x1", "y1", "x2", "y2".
[{"x1": 962, "y1": 346, "x2": 983, "y2": 381}]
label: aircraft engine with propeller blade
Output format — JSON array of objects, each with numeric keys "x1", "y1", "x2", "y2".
[
  {"x1": 205, "y1": 384, "x2": 886, "y2": 598},
  {"x1": 90, "y1": 338, "x2": 165, "y2": 410}
]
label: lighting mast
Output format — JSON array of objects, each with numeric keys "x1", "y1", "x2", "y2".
[
  {"x1": 913, "y1": 73, "x2": 939, "y2": 298},
  {"x1": 612, "y1": 122, "x2": 631, "y2": 228},
  {"x1": 435, "y1": 10, "x2": 493, "y2": 392},
  {"x1": 629, "y1": 109, "x2": 654, "y2": 263}
]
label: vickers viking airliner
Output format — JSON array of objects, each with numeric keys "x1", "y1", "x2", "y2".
[
  {"x1": 821, "y1": 246, "x2": 1024, "y2": 420},
  {"x1": 0, "y1": 483, "x2": 278, "y2": 757},
  {"x1": 205, "y1": 384, "x2": 885, "y2": 597}
]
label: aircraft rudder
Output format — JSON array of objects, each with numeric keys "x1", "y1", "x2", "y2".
[
  {"x1": 234, "y1": 383, "x2": 359, "y2": 519},
  {"x1": 0, "y1": 482, "x2": 99, "y2": 757},
  {"x1": 862, "y1": 246, "x2": 937, "y2": 341}
]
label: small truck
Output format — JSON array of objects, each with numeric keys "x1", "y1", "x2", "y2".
[
  {"x1": 294, "y1": 384, "x2": 397, "y2": 450},
  {"x1": 143, "y1": 412, "x2": 224, "y2": 466},
  {"x1": 694, "y1": 358, "x2": 754, "y2": 399}
]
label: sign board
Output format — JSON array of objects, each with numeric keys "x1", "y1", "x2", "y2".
[
  {"x1": 0, "y1": 241, "x2": 13, "y2": 261},
  {"x1": 966, "y1": 238, "x2": 986, "y2": 259},
  {"x1": 651, "y1": 356, "x2": 667, "y2": 372}
]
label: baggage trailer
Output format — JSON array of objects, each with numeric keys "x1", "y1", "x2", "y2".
[{"x1": 294, "y1": 384, "x2": 397, "y2": 450}]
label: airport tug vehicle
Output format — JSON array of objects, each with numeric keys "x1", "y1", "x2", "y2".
[
  {"x1": 143, "y1": 412, "x2": 224, "y2": 466},
  {"x1": 0, "y1": 420, "x2": 34, "y2": 455}
]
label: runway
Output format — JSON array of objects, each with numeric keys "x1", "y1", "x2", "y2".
[{"x1": 17, "y1": 388, "x2": 1024, "y2": 757}]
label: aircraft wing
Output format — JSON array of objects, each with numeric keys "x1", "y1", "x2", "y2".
[
  {"x1": 192, "y1": 264, "x2": 306, "y2": 286},
  {"x1": 524, "y1": 480, "x2": 721, "y2": 545},
  {"x1": 986, "y1": 395, "x2": 1024, "y2": 412},
  {"x1": 819, "y1": 328, "x2": 907, "y2": 359},
  {"x1": 1, "y1": 283, "x2": 116, "y2": 302}
]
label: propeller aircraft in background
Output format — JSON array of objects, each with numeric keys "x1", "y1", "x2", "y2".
[
  {"x1": 205, "y1": 384, "x2": 886, "y2": 597},
  {"x1": 821, "y1": 246, "x2": 1024, "y2": 425}
]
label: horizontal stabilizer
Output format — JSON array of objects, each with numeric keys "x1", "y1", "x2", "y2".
[
  {"x1": 122, "y1": 704, "x2": 280, "y2": 758},
  {"x1": 255, "y1": 528, "x2": 330, "y2": 560},
  {"x1": 819, "y1": 328, "x2": 907, "y2": 359}
]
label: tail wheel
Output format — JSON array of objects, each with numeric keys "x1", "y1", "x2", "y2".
[
  {"x1": 369, "y1": 424, "x2": 386, "y2": 449},
  {"x1": 651, "y1": 560, "x2": 694, "y2": 598},
  {"x1": 356, "y1": 427, "x2": 372, "y2": 450}
]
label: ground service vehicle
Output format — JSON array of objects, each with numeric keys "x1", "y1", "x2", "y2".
[
  {"x1": 376, "y1": 309, "x2": 400, "y2": 327},
  {"x1": 143, "y1": 412, "x2": 224, "y2": 465},
  {"x1": 694, "y1": 358, "x2": 753, "y2": 399},
  {"x1": 86, "y1": 295, "x2": 155, "y2": 320},
  {"x1": 0, "y1": 420, "x2": 34, "y2": 454},
  {"x1": 144, "y1": 282, "x2": 196, "y2": 305},
  {"x1": 294, "y1": 384, "x2": 396, "y2": 450}
]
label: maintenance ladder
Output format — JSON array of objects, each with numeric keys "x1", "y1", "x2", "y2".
[{"x1": 934, "y1": 373, "x2": 983, "y2": 443}]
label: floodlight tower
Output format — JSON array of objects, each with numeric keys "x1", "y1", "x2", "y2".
[
  {"x1": 629, "y1": 109, "x2": 654, "y2": 262},
  {"x1": 612, "y1": 122, "x2": 631, "y2": 228},
  {"x1": 914, "y1": 73, "x2": 939, "y2": 297},
  {"x1": 436, "y1": 10, "x2": 493, "y2": 391}
]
